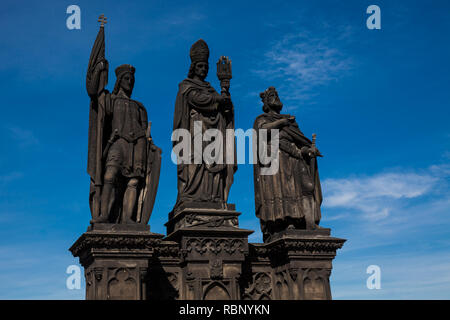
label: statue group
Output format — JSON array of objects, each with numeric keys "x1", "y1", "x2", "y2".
[
  {"x1": 70, "y1": 17, "x2": 345, "y2": 300},
  {"x1": 86, "y1": 21, "x2": 322, "y2": 237}
]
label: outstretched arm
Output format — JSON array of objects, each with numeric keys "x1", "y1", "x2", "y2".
[{"x1": 261, "y1": 118, "x2": 290, "y2": 130}]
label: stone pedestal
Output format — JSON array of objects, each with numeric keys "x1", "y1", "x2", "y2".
[
  {"x1": 242, "y1": 229, "x2": 346, "y2": 300},
  {"x1": 70, "y1": 214, "x2": 345, "y2": 300},
  {"x1": 69, "y1": 223, "x2": 164, "y2": 300},
  {"x1": 165, "y1": 203, "x2": 253, "y2": 300}
]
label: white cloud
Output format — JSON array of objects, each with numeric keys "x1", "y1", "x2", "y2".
[
  {"x1": 333, "y1": 251, "x2": 450, "y2": 299},
  {"x1": 325, "y1": 161, "x2": 450, "y2": 299},
  {"x1": 254, "y1": 27, "x2": 354, "y2": 103},
  {"x1": 161, "y1": 11, "x2": 205, "y2": 26},
  {"x1": 0, "y1": 172, "x2": 24, "y2": 193},
  {"x1": 0, "y1": 172, "x2": 23, "y2": 184},
  {"x1": 323, "y1": 171, "x2": 439, "y2": 221},
  {"x1": 5, "y1": 125, "x2": 39, "y2": 147}
]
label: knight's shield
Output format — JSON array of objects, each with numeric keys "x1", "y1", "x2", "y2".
[{"x1": 137, "y1": 144, "x2": 162, "y2": 224}]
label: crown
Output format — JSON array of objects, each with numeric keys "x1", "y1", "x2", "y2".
[
  {"x1": 115, "y1": 64, "x2": 135, "y2": 78},
  {"x1": 260, "y1": 86, "x2": 277, "y2": 102},
  {"x1": 190, "y1": 39, "x2": 209, "y2": 63}
]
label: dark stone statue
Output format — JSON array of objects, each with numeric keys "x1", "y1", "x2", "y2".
[
  {"x1": 253, "y1": 87, "x2": 323, "y2": 241},
  {"x1": 172, "y1": 39, "x2": 236, "y2": 212},
  {"x1": 86, "y1": 19, "x2": 161, "y2": 225}
]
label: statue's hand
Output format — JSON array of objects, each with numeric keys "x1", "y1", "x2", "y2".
[
  {"x1": 313, "y1": 146, "x2": 323, "y2": 157},
  {"x1": 221, "y1": 79, "x2": 230, "y2": 92},
  {"x1": 301, "y1": 146, "x2": 319, "y2": 158},
  {"x1": 217, "y1": 94, "x2": 232, "y2": 110},
  {"x1": 215, "y1": 94, "x2": 224, "y2": 104},
  {"x1": 95, "y1": 59, "x2": 108, "y2": 72}
]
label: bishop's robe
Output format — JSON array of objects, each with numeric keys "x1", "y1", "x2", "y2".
[{"x1": 172, "y1": 78, "x2": 236, "y2": 211}]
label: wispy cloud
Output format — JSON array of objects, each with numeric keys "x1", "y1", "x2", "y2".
[
  {"x1": 323, "y1": 166, "x2": 447, "y2": 221},
  {"x1": 321, "y1": 160, "x2": 450, "y2": 241},
  {"x1": 333, "y1": 251, "x2": 450, "y2": 299},
  {"x1": 0, "y1": 172, "x2": 24, "y2": 197},
  {"x1": 0, "y1": 245, "x2": 83, "y2": 300},
  {"x1": 161, "y1": 11, "x2": 205, "y2": 26},
  {"x1": 327, "y1": 161, "x2": 450, "y2": 299},
  {"x1": 0, "y1": 172, "x2": 23, "y2": 185},
  {"x1": 254, "y1": 26, "x2": 354, "y2": 103},
  {"x1": 323, "y1": 171, "x2": 438, "y2": 221},
  {"x1": 4, "y1": 125, "x2": 39, "y2": 148}
]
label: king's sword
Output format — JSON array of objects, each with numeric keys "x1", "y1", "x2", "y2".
[{"x1": 309, "y1": 133, "x2": 323, "y2": 188}]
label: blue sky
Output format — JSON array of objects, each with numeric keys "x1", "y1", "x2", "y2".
[{"x1": 1, "y1": 0, "x2": 450, "y2": 299}]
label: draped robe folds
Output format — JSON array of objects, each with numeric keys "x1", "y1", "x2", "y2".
[
  {"x1": 253, "y1": 112, "x2": 322, "y2": 226},
  {"x1": 172, "y1": 78, "x2": 236, "y2": 211}
]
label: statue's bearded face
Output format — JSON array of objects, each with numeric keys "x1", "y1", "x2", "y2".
[
  {"x1": 194, "y1": 62, "x2": 208, "y2": 80},
  {"x1": 267, "y1": 91, "x2": 283, "y2": 112},
  {"x1": 120, "y1": 72, "x2": 135, "y2": 93}
]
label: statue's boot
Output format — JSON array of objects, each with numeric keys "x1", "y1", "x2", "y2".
[
  {"x1": 305, "y1": 215, "x2": 316, "y2": 230},
  {"x1": 91, "y1": 216, "x2": 109, "y2": 224}
]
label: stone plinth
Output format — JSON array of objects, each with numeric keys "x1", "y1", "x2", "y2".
[
  {"x1": 241, "y1": 229, "x2": 346, "y2": 300},
  {"x1": 70, "y1": 217, "x2": 345, "y2": 300},
  {"x1": 165, "y1": 204, "x2": 253, "y2": 300},
  {"x1": 69, "y1": 223, "x2": 164, "y2": 300},
  {"x1": 166, "y1": 202, "x2": 239, "y2": 235}
]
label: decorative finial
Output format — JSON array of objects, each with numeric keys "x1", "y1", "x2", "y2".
[
  {"x1": 98, "y1": 14, "x2": 107, "y2": 28},
  {"x1": 217, "y1": 56, "x2": 232, "y2": 81}
]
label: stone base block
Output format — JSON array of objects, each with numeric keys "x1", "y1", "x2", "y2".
[
  {"x1": 69, "y1": 225, "x2": 164, "y2": 300},
  {"x1": 242, "y1": 231, "x2": 346, "y2": 300},
  {"x1": 164, "y1": 204, "x2": 254, "y2": 300}
]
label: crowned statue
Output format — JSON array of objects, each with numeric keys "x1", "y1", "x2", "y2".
[
  {"x1": 86, "y1": 16, "x2": 161, "y2": 225},
  {"x1": 253, "y1": 87, "x2": 323, "y2": 241},
  {"x1": 172, "y1": 39, "x2": 236, "y2": 212}
]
